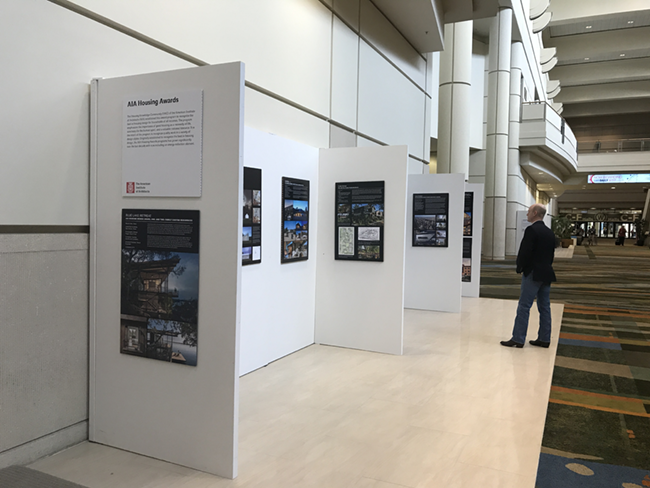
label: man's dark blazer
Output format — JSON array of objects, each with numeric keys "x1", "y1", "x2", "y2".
[{"x1": 516, "y1": 220, "x2": 557, "y2": 283}]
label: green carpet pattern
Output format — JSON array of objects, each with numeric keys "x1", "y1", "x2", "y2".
[{"x1": 481, "y1": 241, "x2": 650, "y2": 486}]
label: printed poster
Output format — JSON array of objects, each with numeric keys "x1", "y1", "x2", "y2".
[
  {"x1": 243, "y1": 167, "x2": 262, "y2": 265},
  {"x1": 335, "y1": 181, "x2": 385, "y2": 261},
  {"x1": 281, "y1": 177, "x2": 310, "y2": 263},
  {"x1": 120, "y1": 209, "x2": 200, "y2": 366},
  {"x1": 413, "y1": 193, "x2": 449, "y2": 247}
]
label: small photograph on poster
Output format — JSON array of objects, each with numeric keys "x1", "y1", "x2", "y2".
[
  {"x1": 243, "y1": 167, "x2": 262, "y2": 266},
  {"x1": 462, "y1": 238, "x2": 472, "y2": 282},
  {"x1": 337, "y1": 204, "x2": 351, "y2": 224},
  {"x1": 338, "y1": 227, "x2": 355, "y2": 256},
  {"x1": 242, "y1": 246, "x2": 252, "y2": 262},
  {"x1": 413, "y1": 193, "x2": 449, "y2": 247},
  {"x1": 283, "y1": 221, "x2": 308, "y2": 260},
  {"x1": 358, "y1": 227, "x2": 380, "y2": 241},
  {"x1": 358, "y1": 245, "x2": 381, "y2": 261},
  {"x1": 335, "y1": 181, "x2": 384, "y2": 261},
  {"x1": 243, "y1": 190, "x2": 253, "y2": 225},
  {"x1": 282, "y1": 177, "x2": 310, "y2": 263},
  {"x1": 121, "y1": 209, "x2": 200, "y2": 367},
  {"x1": 464, "y1": 192, "x2": 474, "y2": 236},
  {"x1": 352, "y1": 203, "x2": 384, "y2": 226}
]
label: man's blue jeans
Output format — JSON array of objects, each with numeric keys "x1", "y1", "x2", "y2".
[{"x1": 511, "y1": 272, "x2": 552, "y2": 344}]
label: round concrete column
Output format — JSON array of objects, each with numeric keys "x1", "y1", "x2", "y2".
[
  {"x1": 484, "y1": 8, "x2": 512, "y2": 260},
  {"x1": 506, "y1": 41, "x2": 524, "y2": 256},
  {"x1": 437, "y1": 20, "x2": 473, "y2": 179}
]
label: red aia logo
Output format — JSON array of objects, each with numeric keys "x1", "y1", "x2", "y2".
[{"x1": 126, "y1": 182, "x2": 135, "y2": 194}]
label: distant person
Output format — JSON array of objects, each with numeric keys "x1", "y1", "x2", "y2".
[
  {"x1": 618, "y1": 226, "x2": 626, "y2": 246},
  {"x1": 501, "y1": 204, "x2": 556, "y2": 349},
  {"x1": 587, "y1": 226, "x2": 597, "y2": 246}
]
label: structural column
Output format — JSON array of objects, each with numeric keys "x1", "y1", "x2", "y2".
[
  {"x1": 506, "y1": 41, "x2": 524, "y2": 255},
  {"x1": 437, "y1": 21, "x2": 473, "y2": 179},
  {"x1": 484, "y1": 8, "x2": 512, "y2": 260}
]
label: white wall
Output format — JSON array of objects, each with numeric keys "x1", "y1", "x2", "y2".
[
  {"x1": 240, "y1": 128, "x2": 319, "y2": 376},
  {"x1": 316, "y1": 146, "x2": 408, "y2": 355},
  {"x1": 404, "y1": 173, "x2": 465, "y2": 313},
  {"x1": 90, "y1": 64, "x2": 244, "y2": 478}
]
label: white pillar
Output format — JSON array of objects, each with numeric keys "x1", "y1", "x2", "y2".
[
  {"x1": 437, "y1": 21, "x2": 473, "y2": 179},
  {"x1": 506, "y1": 41, "x2": 524, "y2": 256},
  {"x1": 484, "y1": 8, "x2": 512, "y2": 260}
]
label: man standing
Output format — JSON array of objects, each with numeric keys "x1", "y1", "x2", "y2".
[{"x1": 501, "y1": 204, "x2": 557, "y2": 348}]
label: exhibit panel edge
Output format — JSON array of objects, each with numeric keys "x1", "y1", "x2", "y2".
[
  {"x1": 462, "y1": 183, "x2": 484, "y2": 298},
  {"x1": 90, "y1": 63, "x2": 244, "y2": 479}
]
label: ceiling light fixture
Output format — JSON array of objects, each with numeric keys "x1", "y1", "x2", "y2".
[
  {"x1": 611, "y1": 186, "x2": 616, "y2": 189},
  {"x1": 628, "y1": 20, "x2": 634, "y2": 24},
  {"x1": 584, "y1": 57, "x2": 590, "y2": 61},
  {"x1": 538, "y1": 172, "x2": 543, "y2": 175},
  {"x1": 620, "y1": 53, "x2": 626, "y2": 57},
  {"x1": 590, "y1": 207, "x2": 596, "y2": 210},
  {"x1": 586, "y1": 25, "x2": 592, "y2": 29}
]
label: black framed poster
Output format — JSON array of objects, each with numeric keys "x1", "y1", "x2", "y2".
[
  {"x1": 243, "y1": 167, "x2": 262, "y2": 266},
  {"x1": 462, "y1": 237, "x2": 472, "y2": 282},
  {"x1": 335, "y1": 181, "x2": 385, "y2": 261},
  {"x1": 412, "y1": 193, "x2": 448, "y2": 247},
  {"x1": 464, "y1": 192, "x2": 473, "y2": 237},
  {"x1": 120, "y1": 209, "x2": 200, "y2": 366},
  {"x1": 281, "y1": 177, "x2": 310, "y2": 263}
]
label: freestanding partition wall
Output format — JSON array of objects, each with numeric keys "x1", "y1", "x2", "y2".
[
  {"x1": 404, "y1": 173, "x2": 465, "y2": 313},
  {"x1": 315, "y1": 146, "x2": 408, "y2": 355},
  {"x1": 90, "y1": 63, "x2": 244, "y2": 478}
]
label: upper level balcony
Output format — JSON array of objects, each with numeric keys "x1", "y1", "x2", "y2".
[
  {"x1": 519, "y1": 102, "x2": 578, "y2": 183},
  {"x1": 576, "y1": 138, "x2": 650, "y2": 174}
]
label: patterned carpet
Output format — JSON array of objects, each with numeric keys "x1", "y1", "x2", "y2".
[{"x1": 481, "y1": 240, "x2": 650, "y2": 487}]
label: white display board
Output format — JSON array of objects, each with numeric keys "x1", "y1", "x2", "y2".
[
  {"x1": 404, "y1": 173, "x2": 465, "y2": 313},
  {"x1": 122, "y1": 89, "x2": 203, "y2": 197},
  {"x1": 90, "y1": 63, "x2": 244, "y2": 478},
  {"x1": 462, "y1": 183, "x2": 484, "y2": 298},
  {"x1": 240, "y1": 128, "x2": 319, "y2": 375},
  {"x1": 315, "y1": 146, "x2": 408, "y2": 355}
]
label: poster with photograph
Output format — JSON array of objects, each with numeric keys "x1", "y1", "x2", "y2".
[
  {"x1": 120, "y1": 209, "x2": 200, "y2": 366},
  {"x1": 243, "y1": 167, "x2": 262, "y2": 265},
  {"x1": 413, "y1": 193, "x2": 449, "y2": 247},
  {"x1": 335, "y1": 181, "x2": 384, "y2": 261},
  {"x1": 281, "y1": 177, "x2": 310, "y2": 263},
  {"x1": 462, "y1": 238, "x2": 472, "y2": 282},
  {"x1": 464, "y1": 192, "x2": 474, "y2": 236}
]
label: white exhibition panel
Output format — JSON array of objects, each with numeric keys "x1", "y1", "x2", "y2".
[
  {"x1": 462, "y1": 183, "x2": 485, "y2": 298},
  {"x1": 90, "y1": 63, "x2": 244, "y2": 478},
  {"x1": 0, "y1": 0, "x2": 193, "y2": 225},
  {"x1": 240, "y1": 128, "x2": 319, "y2": 376},
  {"x1": 404, "y1": 173, "x2": 465, "y2": 313},
  {"x1": 315, "y1": 146, "x2": 408, "y2": 356}
]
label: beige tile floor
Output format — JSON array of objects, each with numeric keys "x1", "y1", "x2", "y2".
[{"x1": 30, "y1": 297, "x2": 563, "y2": 488}]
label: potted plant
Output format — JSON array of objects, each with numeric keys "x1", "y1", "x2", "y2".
[{"x1": 551, "y1": 215, "x2": 573, "y2": 248}]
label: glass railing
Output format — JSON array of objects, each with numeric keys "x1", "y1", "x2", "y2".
[{"x1": 578, "y1": 139, "x2": 650, "y2": 154}]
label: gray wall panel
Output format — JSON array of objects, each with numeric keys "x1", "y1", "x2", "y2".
[{"x1": 0, "y1": 235, "x2": 88, "y2": 456}]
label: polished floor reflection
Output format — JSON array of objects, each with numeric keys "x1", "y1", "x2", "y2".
[{"x1": 31, "y1": 297, "x2": 563, "y2": 487}]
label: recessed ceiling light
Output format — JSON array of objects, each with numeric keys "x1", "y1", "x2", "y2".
[
  {"x1": 620, "y1": 53, "x2": 626, "y2": 57},
  {"x1": 572, "y1": 207, "x2": 577, "y2": 209},
  {"x1": 611, "y1": 208, "x2": 616, "y2": 210},
  {"x1": 611, "y1": 186, "x2": 616, "y2": 189},
  {"x1": 584, "y1": 57, "x2": 590, "y2": 61},
  {"x1": 538, "y1": 172, "x2": 543, "y2": 175},
  {"x1": 628, "y1": 20, "x2": 634, "y2": 24},
  {"x1": 631, "y1": 207, "x2": 636, "y2": 210},
  {"x1": 586, "y1": 25, "x2": 592, "y2": 29},
  {"x1": 591, "y1": 207, "x2": 596, "y2": 210}
]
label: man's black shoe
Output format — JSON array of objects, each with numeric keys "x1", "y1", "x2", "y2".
[
  {"x1": 500, "y1": 340, "x2": 524, "y2": 348},
  {"x1": 529, "y1": 339, "x2": 550, "y2": 348}
]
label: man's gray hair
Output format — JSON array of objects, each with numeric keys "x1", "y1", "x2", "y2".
[{"x1": 531, "y1": 204, "x2": 547, "y2": 218}]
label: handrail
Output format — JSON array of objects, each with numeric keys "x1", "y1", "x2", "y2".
[{"x1": 578, "y1": 139, "x2": 650, "y2": 154}]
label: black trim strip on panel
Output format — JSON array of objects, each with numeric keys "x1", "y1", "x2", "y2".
[{"x1": 0, "y1": 225, "x2": 89, "y2": 234}]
